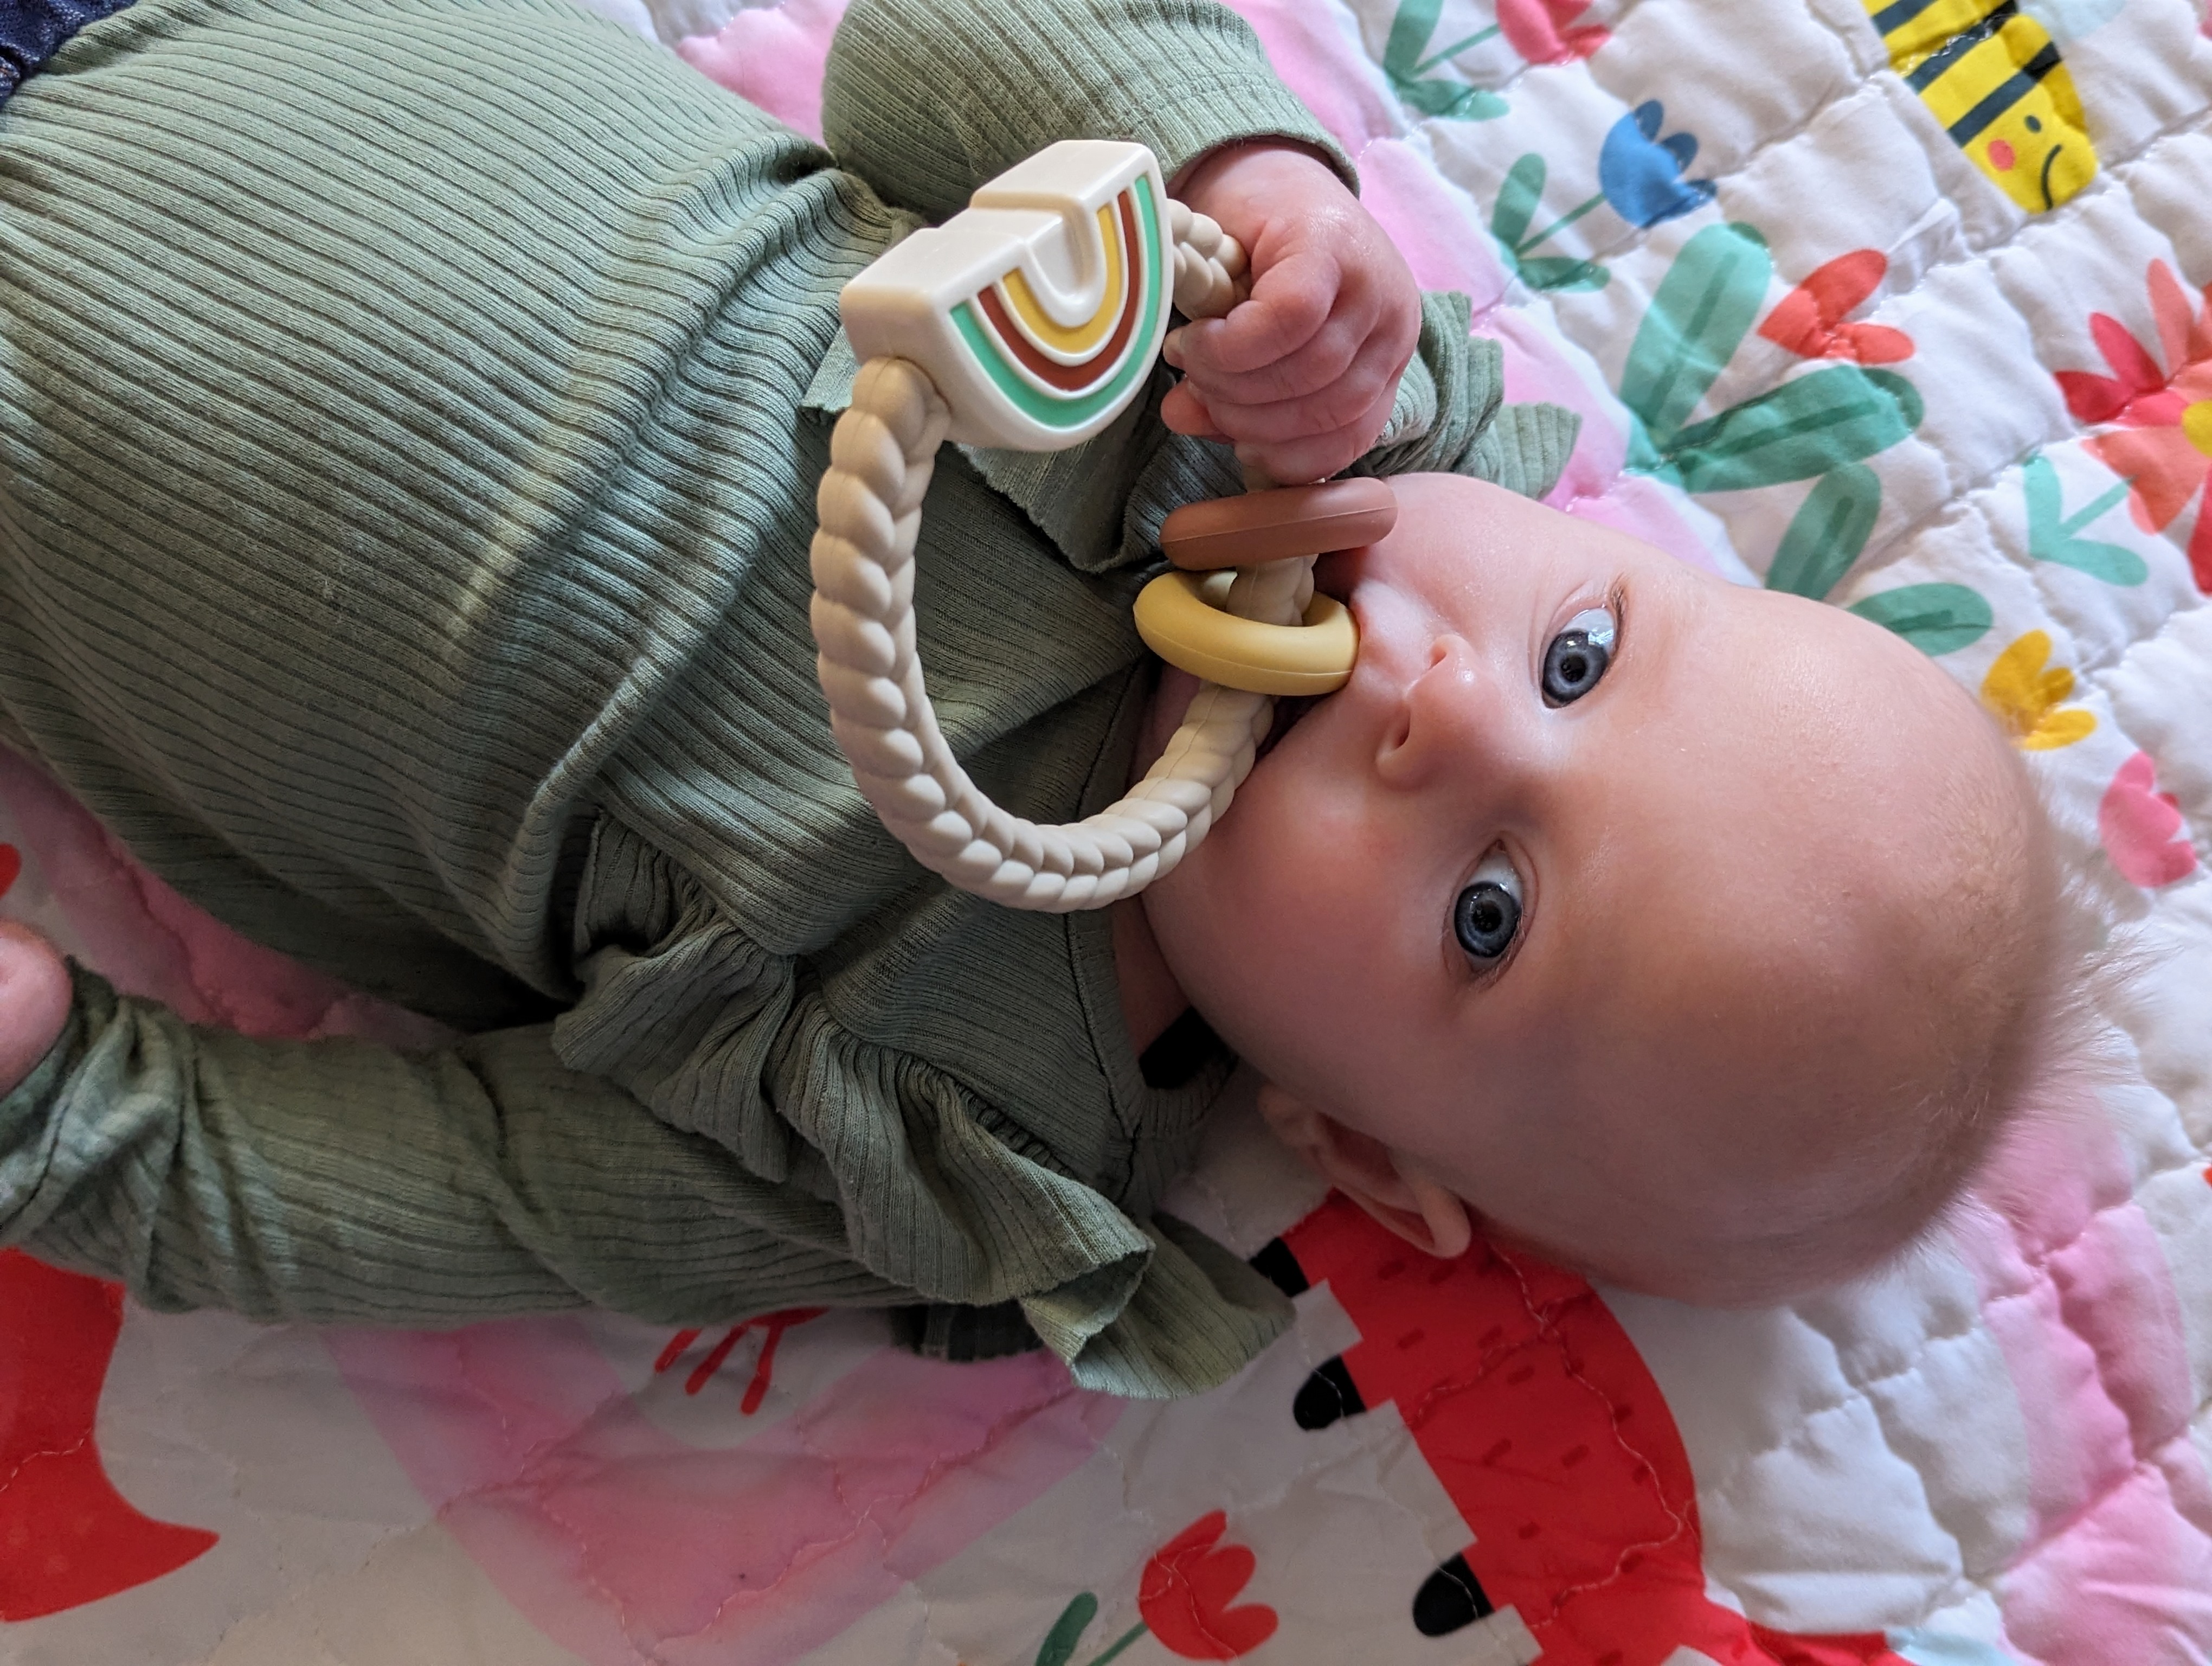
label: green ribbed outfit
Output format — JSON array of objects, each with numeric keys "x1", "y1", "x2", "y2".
[{"x1": 0, "y1": 0, "x2": 1577, "y2": 1396}]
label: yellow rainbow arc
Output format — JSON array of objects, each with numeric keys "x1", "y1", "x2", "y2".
[{"x1": 999, "y1": 206, "x2": 1124, "y2": 358}]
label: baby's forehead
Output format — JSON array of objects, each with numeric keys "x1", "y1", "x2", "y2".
[{"x1": 1561, "y1": 618, "x2": 2015, "y2": 978}]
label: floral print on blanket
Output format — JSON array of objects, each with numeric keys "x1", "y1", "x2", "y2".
[
  {"x1": 1598, "y1": 101, "x2": 1717, "y2": 229},
  {"x1": 1487, "y1": 102, "x2": 1723, "y2": 293},
  {"x1": 2053, "y1": 259, "x2": 2212, "y2": 591},
  {"x1": 1377, "y1": 0, "x2": 1608, "y2": 123},
  {"x1": 1030, "y1": 1513, "x2": 1279, "y2": 1666},
  {"x1": 2100, "y1": 751, "x2": 2199, "y2": 887},
  {"x1": 1621, "y1": 225, "x2": 1922, "y2": 494},
  {"x1": 2022, "y1": 450, "x2": 2147, "y2": 584},
  {"x1": 1979, "y1": 630, "x2": 2098, "y2": 751},
  {"x1": 1757, "y1": 251, "x2": 1916, "y2": 367},
  {"x1": 1605, "y1": 224, "x2": 1997, "y2": 653}
]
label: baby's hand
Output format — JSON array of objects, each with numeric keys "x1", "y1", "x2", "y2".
[
  {"x1": 1161, "y1": 143, "x2": 1420, "y2": 485},
  {"x1": 0, "y1": 922, "x2": 70, "y2": 1097}
]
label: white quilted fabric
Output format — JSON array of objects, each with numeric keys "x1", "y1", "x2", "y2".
[{"x1": 4, "y1": 0, "x2": 2211, "y2": 1661}]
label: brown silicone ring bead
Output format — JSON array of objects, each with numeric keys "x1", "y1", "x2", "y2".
[{"x1": 1160, "y1": 478, "x2": 1398, "y2": 571}]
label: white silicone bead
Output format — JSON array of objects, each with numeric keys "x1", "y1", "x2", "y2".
[
  {"x1": 829, "y1": 411, "x2": 906, "y2": 502},
  {"x1": 819, "y1": 663, "x2": 908, "y2": 728},
  {"x1": 810, "y1": 598, "x2": 899, "y2": 677}
]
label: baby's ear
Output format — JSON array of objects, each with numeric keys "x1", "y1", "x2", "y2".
[{"x1": 1256, "y1": 1084, "x2": 1472, "y2": 1260}]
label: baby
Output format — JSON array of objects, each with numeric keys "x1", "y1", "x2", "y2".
[
  {"x1": 1132, "y1": 475, "x2": 2063, "y2": 1305},
  {"x1": 0, "y1": 0, "x2": 2059, "y2": 1396}
]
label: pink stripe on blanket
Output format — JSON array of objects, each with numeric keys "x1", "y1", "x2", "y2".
[
  {"x1": 1955, "y1": 1100, "x2": 2212, "y2": 1658},
  {"x1": 1222, "y1": 0, "x2": 1405, "y2": 157},
  {"x1": 677, "y1": 0, "x2": 847, "y2": 142},
  {"x1": 325, "y1": 1320, "x2": 1117, "y2": 1665}
]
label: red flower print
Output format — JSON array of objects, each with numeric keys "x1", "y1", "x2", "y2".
[
  {"x1": 2053, "y1": 260, "x2": 2212, "y2": 590},
  {"x1": 1758, "y1": 251, "x2": 1915, "y2": 365},
  {"x1": 1136, "y1": 1511, "x2": 1277, "y2": 1661},
  {"x1": 0, "y1": 844, "x2": 18, "y2": 901},
  {"x1": 653, "y1": 1306, "x2": 824, "y2": 1410},
  {"x1": 1496, "y1": 0, "x2": 1609, "y2": 63}
]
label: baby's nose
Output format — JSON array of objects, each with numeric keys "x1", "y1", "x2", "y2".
[{"x1": 1375, "y1": 634, "x2": 1510, "y2": 788}]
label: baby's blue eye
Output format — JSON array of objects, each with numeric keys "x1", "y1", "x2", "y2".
[
  {"x1": 1453, "y1": 851, "x2": 1523, "y2": 964},
  {"x1": 1542, "y1": 607, "x2": 1617, "y2": 706}
]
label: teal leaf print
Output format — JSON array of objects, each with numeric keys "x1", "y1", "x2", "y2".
[
  {"x1": 1766, "y1": 462, "x2": 1882, "y2": 600},
  {"x1": 1382, "y1": 0, "x2": 1449, "y2": 75},
  {"x1": 1382, "y1": 0, "x2": 1509, "y2": 120},
  {"x1": 1490, "y1": 153, "x2": 1545, "y2": 254},
  {"x1": 1667, "y1": 366, "x2": 1924, "y2": 492},
  {"x1": 1619, "y1": 222, "x2": 1770, "y2": 443},
  {"x1": 1037, "y1": 1592, "x2": 1099, "y2": 1666},
  {"x1": 2023, "y1": 451, "x2": 2147, "y2": 585},
  {"x1": 1848, "y1": 583, "x2": 1993, "y2": 655},
  {"x1": 1490, "y1": 154, "x2": 1609, "y2": 290},
  {"x1": 1398, "y1": 80, "x2": 1510, "y2": 119},
  {"x1": 1516, "y1": 255, "x2": 1610, "y2": 291}
]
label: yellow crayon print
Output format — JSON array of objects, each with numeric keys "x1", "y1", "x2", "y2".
[
  {"x1": 1001, "y1": 204, "x2": 1126, "y2": 356},
  {"x1": 1980, "y1": 630, "x2": 2096, "y2": 750}
]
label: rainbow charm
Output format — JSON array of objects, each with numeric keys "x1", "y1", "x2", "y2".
[{"x1": 840, "y1": 140, "x2": 1171, "y2": 449}]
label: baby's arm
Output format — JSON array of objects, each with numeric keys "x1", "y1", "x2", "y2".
[
  {"x1": 822, "y1": 0, "x2": 1349, "y2": 224},
  {"x1": 0, "y1": 938, "x2": 903, "y2": 1325},
  {"x1": 822, "y1": 0, "x2": 1424, "y2": 484}
]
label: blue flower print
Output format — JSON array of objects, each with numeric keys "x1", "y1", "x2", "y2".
[{"x1": 1598, "y1": 101, "x2": 1718, "y2": 228}]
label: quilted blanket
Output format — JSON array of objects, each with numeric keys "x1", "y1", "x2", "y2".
[{"x1": 5, "y1": 0, "x2": 2211, "y2": 1659}]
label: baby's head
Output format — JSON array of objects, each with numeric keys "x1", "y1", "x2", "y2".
[{"x1": 1142, "y1": 473, "x2": 2063, "y2": 1303}]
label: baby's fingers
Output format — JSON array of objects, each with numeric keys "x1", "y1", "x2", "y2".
[
  {"x1": 1191, "y1": 324, "x2": 1413, "y2": 446},
  {"x1": 1170, "y1": 304, "x2": 1370, "y2": 409},
  {"x1": 1173, "y1": 245, "x2": 1340, "y2": 383},
  {"x1": 1234, "y1": 377, "x2": 1401, "y2": 486},
  {"x1": 1159, "y1": 380, "x2": 1226, "y2": 440}
]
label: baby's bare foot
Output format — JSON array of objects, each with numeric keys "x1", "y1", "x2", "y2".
[{"x1": 0, "y1": 922, "x2": 70, "y2": 1095}]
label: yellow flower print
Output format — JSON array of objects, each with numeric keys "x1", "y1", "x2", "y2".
[{"x1": 1980, "y1": 630, "x2": 2096, "y2": 750}]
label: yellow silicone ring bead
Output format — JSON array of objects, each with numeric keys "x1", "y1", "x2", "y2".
[{"x1": 1133, "y1": 571, "x2": 1358, "y2": 696}]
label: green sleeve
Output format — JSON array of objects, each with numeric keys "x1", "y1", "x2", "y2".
[
  {"x1": 1354, "y1": 291, "x2": 1583, "y2": 498},
  {"x1": 820, "y1": 0, "x2": 1354, "y2": 222},
  {"x1": 0, "y1": 966, "x2": 906, "y2": 1324}
]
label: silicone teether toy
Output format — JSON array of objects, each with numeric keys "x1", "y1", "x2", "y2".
[
  {"x1": 1134, "y1": 479, "x2": 1390, "y2": 696},
  {"x1": 810, "y1": 140, "x2": 1381, "y2": 911}
]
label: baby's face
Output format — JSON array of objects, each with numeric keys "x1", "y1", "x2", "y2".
[{"x1": 1142, "y1": 473, "x2": 2022, "y2": 1295}]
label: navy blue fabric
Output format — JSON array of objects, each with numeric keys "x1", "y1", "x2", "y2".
[{"x1": 1, "y1": 0, "x2": 136, "y2": 107}]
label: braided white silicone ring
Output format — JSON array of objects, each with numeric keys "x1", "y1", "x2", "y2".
[{"x1": 810, "y1": 215, "x2": 1303, "y2": 911}]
